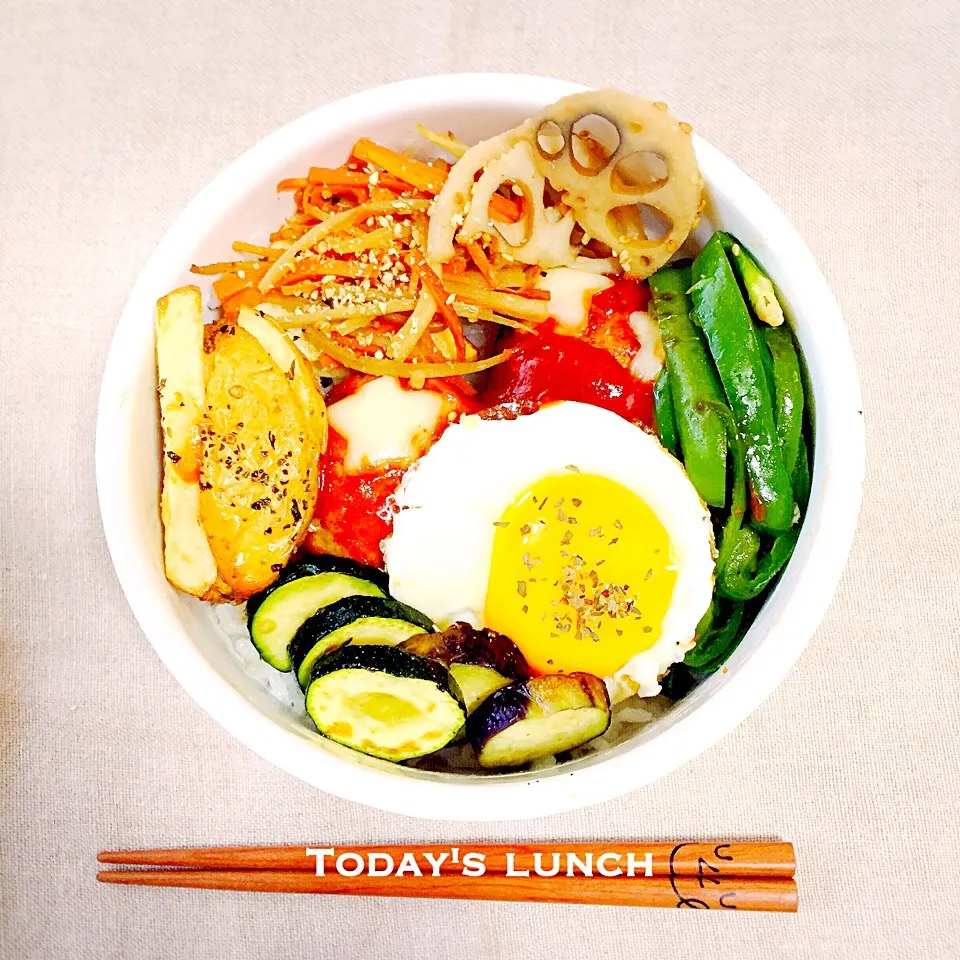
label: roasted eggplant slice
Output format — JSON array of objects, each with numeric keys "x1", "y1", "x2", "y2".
[
  {"x1": 399, "y1": 622, "x2": 529, "y2": 714},
  {"x1": 247, "y1": 557, "x2": 388, "y2": 671},
  {"x1": 305, "y1": 645, "x2": 465, "y2": 761},
  {"x1": 291, "y1": 596, "x2": 435, "y2": 688},
  {"x1": 468, "y1": 673, "x2": 611, "y2": 768}
]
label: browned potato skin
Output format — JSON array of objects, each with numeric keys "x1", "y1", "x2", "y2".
[{"x1": 198, "y1": 325, "x2": 320, "y2": 600}]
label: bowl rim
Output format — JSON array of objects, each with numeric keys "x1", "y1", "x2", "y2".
[{"x1": 96, "y1": 73, "x2": 865, "y2": 820}]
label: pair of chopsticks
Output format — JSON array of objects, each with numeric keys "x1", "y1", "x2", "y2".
[{"x1": 99, "y1": 841, "x2": 797, "y2": 912}]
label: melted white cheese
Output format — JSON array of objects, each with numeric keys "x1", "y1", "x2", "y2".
[
  {"x1": 328, "y1": 377, "x2": 444, "y2": 473},
  {"x1": 536, "y1": 267, "x2": 614, "y2": 332},
  {"x1": 628, "y1": 310, "x2": 666, "y2": 381}
]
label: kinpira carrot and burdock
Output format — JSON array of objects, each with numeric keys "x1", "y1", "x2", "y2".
[{"x1": 650, "y1": 231, "x2": 811, "y2": 689}]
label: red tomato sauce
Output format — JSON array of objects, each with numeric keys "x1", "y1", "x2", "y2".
[
  {"x1": 480, "y1": 278, "x2": 655, "y2": 427},
  {"x1": 309, "y1": 430, "x2": 404, "y2": 568},
  {"x1": 307, "y1": 377, "x2": 467, "y2": 567}
]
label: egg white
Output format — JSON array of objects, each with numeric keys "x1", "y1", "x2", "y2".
[{"x1": 383, "y1": 401, "x2": 715, "y2": 701}]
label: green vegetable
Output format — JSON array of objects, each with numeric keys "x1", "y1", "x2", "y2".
[
  {"x1": 652, "y1": 369, "x2": 680, "y2": 456},
  {"x1": 649, "y1": 265, "x2": 728, "y2": 507},
  {"x1": 684, "y1": 601, "x2": 745, "y2": 672},
  {"x1": 763, "y1": 325, "x2": 805, "y2": 475},
  {"x1": 716, "y1": 526, "x2": 800, "y2": 601},
  {"x1": 247, "y1": 557, "x2": 387, "y2": 671},
  {"x1": 707, "y1": 401, "x2": 747, "y2": 579},
  {"x1": 690, "y1": 234, "x2": 795, "y2": 532},
  {"x1": 291, "y1": 595, "x2": 435, "y2": 689},
  {"x1": 718, "y1": 233, "x2": 785, "y2": 327},
  {"x1": 660, "y1": 663, "x2": 696, "y2": 699},
  {"x1": 792, "y1": 434, "x2": 812, "y2": 508},
  {"x1": 756, "y1": 328, "x2": 777, "y2": 407},
  {"x1": 305, "y1": 645, "x2": 466, "y2": 762}
]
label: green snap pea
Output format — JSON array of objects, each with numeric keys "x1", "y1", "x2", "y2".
[
  {"x1": 756, "y1": 328, "x2": 777, "y2": 407},
  {"x1": 649, "y1": 265, "x2": 728, "y2": 507},
  {"x1": 706, "y1": 400, "x2": 746, "y2": 579},
  {"x1": 684, "y1": 600, "x2": 745, "y2": 672},
  {"x1": 717, "y1": 232, "x2": 785, "y2": 328},
  {"x1": 763, "y1": 325, "x2": 805, "y2": 476},
  {"x1": 792, "y1": 434, "x2": 812, "y2": 508},
  {"x1": 717, "y1": 525, "x2": 800, "y2": 601},
  {"x1": 653, "y1": 368, "x2": 680, "y2": 457},
  {"x1": 660, "y1": 663, "x2": 696, "y2": 700},
  {"x1": 690, "y1": 234, "x2": 795, "y2": 532}
]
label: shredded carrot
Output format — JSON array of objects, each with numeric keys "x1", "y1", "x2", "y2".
[
  {"x1": 212, "y1": 265, "x2": 266, "y2": 302},
  {"x1": 309, "y1": 166, "x2": 410, "y2": 192},
  {"x1": 219, "y1": 287, "x2": 263, "y2": 317},
  {"x1": 279, "y1": 257, "x2": 379, "y2": 284},
  {"x1": 277, "y1": 177, "x2": 308, "y2": 191},
  {"x1": 441, "y1": 254, "x2": 469, "y2": 276},
  {"x1": 488, "y1": 192, "x2": 522, "y2": 223},
  {"x1": 517, "y1": 287, "x2": 551, "y2": 301},
  {"x1": 352, "y1": 138, "x2": 523, "y2": 222},
  {"x1": 351, "y1": 139, "x2": 447, "y2": 193},
  {"x1": 406, "y1": 248, "x2": 466, "y2": 362},
  {"x1": 190, "y1": 260, "x2": 261, "y2": 276},
  {"x1": 464, "y1": 240, "x2": 496, "y2": 286},
  {"x1": 231, "y1": 241, "x2": 282, "y2": 260},
  {"x1": 301, "y1": 183, "x2": 342, "y2": 220}
]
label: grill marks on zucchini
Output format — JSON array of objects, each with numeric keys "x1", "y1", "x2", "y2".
[
  {"x1": 246, "y1": 556, "x2": 389, "y2": 670},
  {"x1": 291, "y1": 596, "x2": 435, "y2": 688},
  {"x1": 305, "y1": 645, "x2": 466, "y2": 761}
]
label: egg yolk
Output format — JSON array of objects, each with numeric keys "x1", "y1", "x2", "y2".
[{"x1": 485, "y1": 473, "x2": 677, "y2": 677}]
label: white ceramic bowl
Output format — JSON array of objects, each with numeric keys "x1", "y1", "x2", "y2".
[{"x1": 96, "y1": 74, "x2": 864, "y2": 820}]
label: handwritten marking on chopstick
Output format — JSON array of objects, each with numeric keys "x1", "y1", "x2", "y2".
[{"x1": 669, "y1": 843, "x2": 739, "y2": 910}]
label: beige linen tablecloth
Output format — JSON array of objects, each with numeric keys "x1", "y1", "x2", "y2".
[{"x1": 2, "y1": 1, "x2": 959, "y2": 957}]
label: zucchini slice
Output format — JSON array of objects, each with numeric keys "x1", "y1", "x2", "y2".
[
  {"x1": 291, "y1": 596, "x2": 435, "y2": 689},
  {"x1": 306, "y1": 645, "x2": 466, "y2": 761},
  {"x1": 468, "y1": 673, "x2": 611, "y2": 768},
  {"x1": 246, "y1": 556, "x2": 389, "y2": 671},
  {"x1": 399, "y1": 622, "x2": 530, "y2": 714}
]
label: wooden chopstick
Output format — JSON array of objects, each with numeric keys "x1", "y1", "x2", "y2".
[
  {"x1": 97, "y1": 868, "x2": 798, "y2": 913},
  {"x1": 98, "y1": 841, "x2": 796, "y2": 879}
]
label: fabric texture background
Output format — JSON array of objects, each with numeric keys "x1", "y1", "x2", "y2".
[{"x1": 1, "y1": 1, "x2": 958, "y2": 957}]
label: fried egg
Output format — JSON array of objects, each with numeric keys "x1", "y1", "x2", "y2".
[{"x1": 383, "y1": 401, "x2": 715, "y2": 701}]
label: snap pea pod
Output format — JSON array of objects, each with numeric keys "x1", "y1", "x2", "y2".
[
  {"x1": 653, "y1": 368, "x2": 680, "y2": 457},
  {"x1": 792, "y1": 434, "x2": 811, "y2": 509},
  {"x1": 756, "y1": 328, "x2": 777, "y2": 407},
  {"x1": 684, "y1": 600, "x2": 745, "y2": 672},
  {"x1": 648, "y1": 266, "x2": 728, "y2": 507},
  {"x1": 690, "y1": 234, "x2": 795, "y2": 532},
  {"x1": 717, "y1": 232, "x2": 784, "y2": 327},
  {"x1": 716, "y1": 525, "x2": 800, "y2": 601},
  {"x1": 763, "y1": 325, "x2": 805, "y2": 476},
  {"x1": 660, "y1": 663, "x2": 696, "y2": 700},
  {"x1": 706, "y1": 399, "x2": 746, "y2": 579}
]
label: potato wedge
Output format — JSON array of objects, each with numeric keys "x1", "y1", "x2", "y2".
[
  {"x1": 236, "y1": 306, "x2": 328, "y2": 453},
  {"x1": 156, "y1": 286, "x2": 218, "y2": 598},
  {"x1": 199, "y1": 325, "x2": 321, "y2": 599}
]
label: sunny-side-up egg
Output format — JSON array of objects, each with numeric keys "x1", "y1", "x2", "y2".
[{"x1": 383, "y1": 401, "x2": 716, "y2": 702}]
